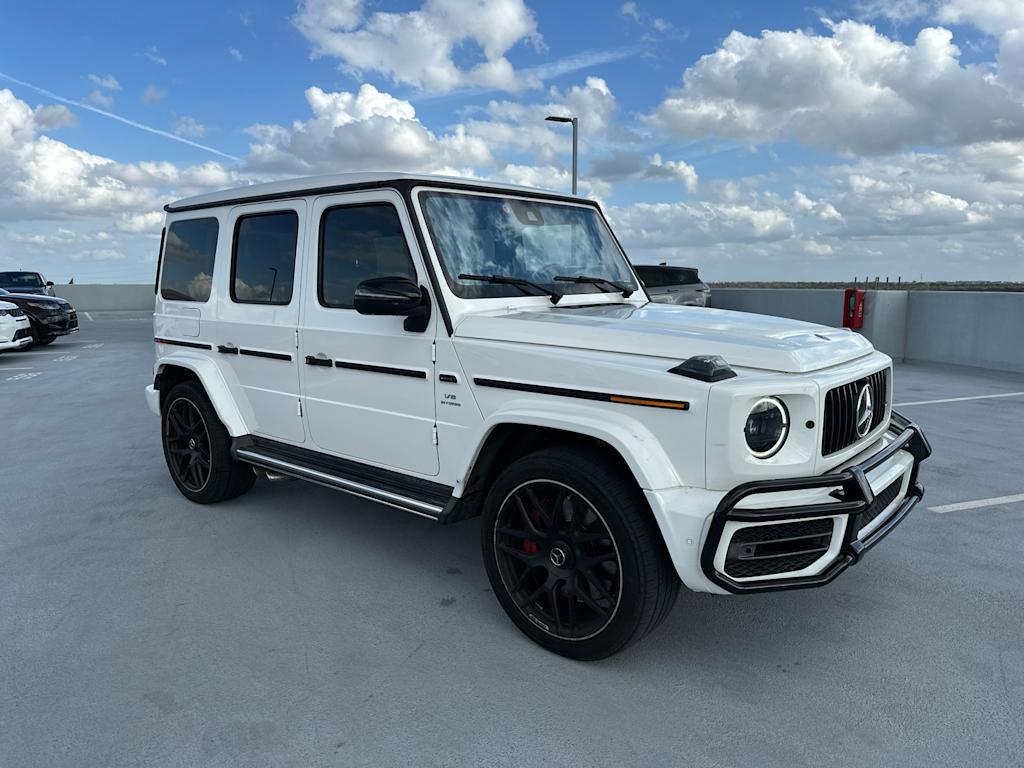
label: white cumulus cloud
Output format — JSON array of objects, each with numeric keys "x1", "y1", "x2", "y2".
[
  {"x1": 292, "y1": 0, "x2": 542, "y2": 93},
  {"x1": 648, "y1": 20, "x2": 1024, "y2": 154},
  {"x1": 244, "y1": 83, "x2": 493, "y2": 175}
]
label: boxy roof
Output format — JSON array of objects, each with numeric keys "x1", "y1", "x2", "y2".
[{"x1": 166, "y1": 172, "x2": 575, "y2": 213}]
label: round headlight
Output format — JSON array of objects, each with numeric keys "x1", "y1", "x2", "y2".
[{"x1": 744, "y1": 397, "x2": 789, "y2": 458}]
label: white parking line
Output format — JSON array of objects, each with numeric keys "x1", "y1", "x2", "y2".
[
  {"x1": 895, "y1": 391, "x2": 1024, "y2": 407},
  {"x1": 0, "y1": 366, "x2": 34, "y2": 371},
  {"x1": 930, "y1": 493, "x2": 1024, "y2": 514},
  {"x1": 12, "y1": 349, "x2": 85, "y2": 356},
  {"x1": 83, "y1": 312, "x2": 94, "y2": 321}
]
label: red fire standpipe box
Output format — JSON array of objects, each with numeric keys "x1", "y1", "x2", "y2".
[{"x1": 843, "y1": 288, "x2": 865, "y2": 329}]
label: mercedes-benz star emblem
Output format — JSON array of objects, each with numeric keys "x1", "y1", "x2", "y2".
[
  {"x1": 855, "y1": 384, "x2": 874, "y2": 438},
  {"x1": 549, "y1": 547, "x2": 567, "y2": 567}
]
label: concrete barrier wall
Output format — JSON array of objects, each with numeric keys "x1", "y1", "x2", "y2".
[
  {"x1": 904, "y1": 291, "x2": 1024, "y2": 373},
  {"x1": 709, "y1": 288, "x2": 845, "y2": 327},
  {"x1": 53, "y1": 284, "x2": 154, "y2": 312}
]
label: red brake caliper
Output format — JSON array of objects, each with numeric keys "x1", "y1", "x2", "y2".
[{"x1": 523, "y1": 508, "x2": 541, "y2": 554}]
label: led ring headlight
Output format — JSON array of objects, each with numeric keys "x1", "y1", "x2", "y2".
[{"x1": 744, "y1": 397, "x2": 789, "y2": 459}]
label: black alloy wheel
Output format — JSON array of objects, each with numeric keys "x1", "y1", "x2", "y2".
[
  {"x1": 482, "y1": 447, "x2": 680, "y2": 659},
  {"x1": 494, "y1": 480, "x2": 622, "y2": 641},
  {"x1": 164, "y1": 396, "x2": 212, "y2": 493},
  {"x1": 160, "y1": 381, "x2": 255, "y2": 503}
]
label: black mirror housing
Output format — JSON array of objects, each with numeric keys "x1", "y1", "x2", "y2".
[{"x1": 353, "y1": 276, "x2": 431, "y2": 332}]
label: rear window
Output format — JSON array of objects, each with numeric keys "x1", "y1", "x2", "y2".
[
  {"x1": 0, "y1": 272, "x2": 44, "y2": 289},
  {"x1": 231, "y1": 211, "x2": 298, "y2": 305},
  {"x1": 160, "y1": 218, "x2": 219, "y2": 302},
  {"x1": 634, "y1": 266, "x2": 700, "y2": 288}
]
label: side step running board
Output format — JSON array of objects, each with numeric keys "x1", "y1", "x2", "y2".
[{"x1": 232, "y1": 436, "x2": 452, "y2": 521}]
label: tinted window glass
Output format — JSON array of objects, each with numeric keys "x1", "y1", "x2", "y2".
[
  {"x1": 161, "y1": 218, "x2": 218, "y2": 302},
  {"x1": 319, "y1": 204, "x2": 416, "y2": 309},
  {"x1": 635, "y1": 266, "x2": 699, "y2": 288},
  {"x1": 231, "y1": 211, "x2": 298, "y2": 305},
  {"x1": 0, "y1": 272, "x2": 44, "y2": 289}
]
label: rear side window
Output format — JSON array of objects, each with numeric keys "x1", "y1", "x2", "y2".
[
  {"x1": 635, "y1": 266, "x2": 699, "y2": 288},
  {"x1": 318, "y1": 203, "x2": 417, "y2": 309},
  {"x1": 161, "y1": 218, "x2": 218, "y2": 302},
  {"x1": 231, "y1": 211, "x2": 299, "y2": 305}
]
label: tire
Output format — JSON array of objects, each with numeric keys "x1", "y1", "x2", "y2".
[
  {"x1": 36, "y1": 336, "x2": 56, "y2": 346},
  {"x1": 481, "y1": 446, "x2": 680, "y2": 660},
  {"x1": 161, "y1": 381, "x2": 255, "y2": 504}
]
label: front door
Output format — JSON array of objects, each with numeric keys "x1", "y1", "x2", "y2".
[
  {"x1": 216, "y1": 200, "x2": 306, "y2": 443},
  {"x1": 299, "y1": 190, "x2": 439, "y2": 476}
]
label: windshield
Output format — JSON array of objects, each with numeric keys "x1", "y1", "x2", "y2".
[
  {"x1": 0, "y1": 272, "x2": 44, "y2": 289},
  {"x1": 419, "y1": 191, "x2": 639, "y2": 300}
]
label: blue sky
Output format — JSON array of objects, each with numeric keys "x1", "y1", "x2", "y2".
[{"x1": 1, "y1": 0, "x2": 1022, "y2": 283}]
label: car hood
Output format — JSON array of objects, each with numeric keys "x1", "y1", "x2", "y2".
[
  {"x1": 1, "y1": 292, "x2": 67, "y2": 305},
  {"x1": 454, "y1": 302, "x2": 874, "y2": 374},
  {"x1": 1, "y1": 287, "x2": 46, "y2": 294}
]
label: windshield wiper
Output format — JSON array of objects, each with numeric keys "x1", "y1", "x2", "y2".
[
  {"x1": 458, "y1": 273, "x2": 563, "y2": 305},
  {"x1": 554, "y1": 274, "x2": 634, "y2": 299}
]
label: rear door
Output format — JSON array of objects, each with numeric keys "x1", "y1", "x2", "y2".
[
  {"x1": 299, "y1": 189, "x2": 439, "y2": 476},
  {"x1": 216, "y1": 200, "x2": 307, "y2": 444}
]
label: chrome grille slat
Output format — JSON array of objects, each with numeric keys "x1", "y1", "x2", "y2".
[{"x1": 822, "y1": 368, "x2": 890, "y2": 456}]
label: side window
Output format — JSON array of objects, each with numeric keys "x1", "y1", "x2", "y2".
[
  {"x1": 635, "y1": 267, "x2": 668, "y2": 288},
  {"x1": 318, "y1": 203, "x2": 417, "y2": 309},
  {"x1": 160, "y1": 218, "x2": 218, "y2": 302},
  {"x1": 231, "y1": 211, "x2": 299, "y2": 305}
]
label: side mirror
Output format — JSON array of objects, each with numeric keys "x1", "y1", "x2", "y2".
[
  {"x1": 45, "y1": 281, "x2": 54, "y2": 287},
  {"x1": 353, "y1": 276, "x2": 431, "y2": 332}
]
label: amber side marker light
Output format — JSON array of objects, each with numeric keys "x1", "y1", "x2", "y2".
[{"x1": 609, "y1": 395, "x2": 688, "y2": 410}]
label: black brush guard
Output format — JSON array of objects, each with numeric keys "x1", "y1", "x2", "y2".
[{"x1": 701, "y1": 411, "x2": 931, "y2": 594}]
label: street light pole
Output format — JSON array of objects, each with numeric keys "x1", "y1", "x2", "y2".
[{"x1": 545, "y1": 114, "x2": 578, "y2": 195}]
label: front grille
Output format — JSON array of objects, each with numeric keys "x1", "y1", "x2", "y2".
[
  {"x1": 13, "y1": 327, "x2": 30, "y2": 341},
  {"x1": 857, "y1": 478, "x2": 903, "y2": 534},
  {"x1": 724, "y1": 518, "x2": 833, "y2": 578},
  {"x1": 822, "y1": 368, "x2": 889, "y2": 456}
]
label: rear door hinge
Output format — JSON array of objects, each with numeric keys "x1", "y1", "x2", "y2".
[
  {"x1": 432, "y1": 425, "x2": 438, "y2": 445},
  {"x1": 297, "y1": 399, "x2": 303, "y2": 418},
  {"x1": 431, "y1": 341, "x2": 436, "y2": 363},
  {"x1": 294, "y1": 329, "x2": 300, "y2": 349}
]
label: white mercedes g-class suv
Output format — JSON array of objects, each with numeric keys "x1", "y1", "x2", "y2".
[{"x1": 147, "y1": 173, "x2": 930, "y2": 659}]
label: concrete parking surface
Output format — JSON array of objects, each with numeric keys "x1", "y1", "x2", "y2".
[{"x1": 2, "y1": 313, "x2": 1022, "y2": 768}]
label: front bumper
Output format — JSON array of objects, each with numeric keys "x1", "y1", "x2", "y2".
[
  {"x1": 0, "y1": 320, "x2": 32, "y2": 350},
  {"x1": 699, "y1": 411, "x2": 931, "y2": 593},
  {"x1": 39, "y1": 309, "x2": 79, "y2": 336}
]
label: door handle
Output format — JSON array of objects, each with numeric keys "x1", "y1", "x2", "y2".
[
  {"x1": 217, "y1": 344, "x2": 239, "y2": 354},
  {"x1": 305, "y1": 355, "x2": 333, "y2": 367}
]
